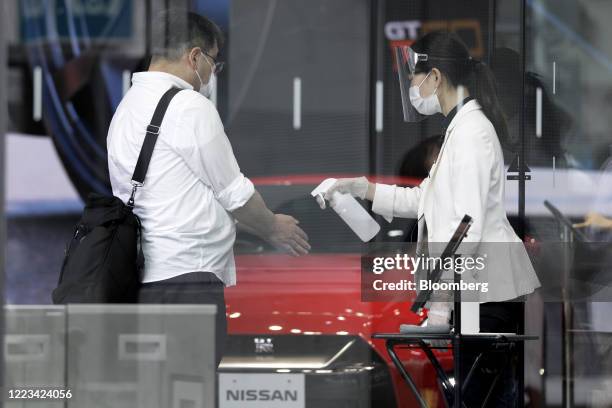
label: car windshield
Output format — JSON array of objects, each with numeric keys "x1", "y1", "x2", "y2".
[{"x1": 234, "y1": 184, "x2": 416, "y2": 254}]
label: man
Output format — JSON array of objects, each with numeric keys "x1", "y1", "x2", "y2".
[{"x1": 106, "y1": 10, "x2": 310, "y2": 367}]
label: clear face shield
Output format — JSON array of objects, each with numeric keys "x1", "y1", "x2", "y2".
[{"x1": 395, "y1": 46, "x2": 430, "y2": 122}]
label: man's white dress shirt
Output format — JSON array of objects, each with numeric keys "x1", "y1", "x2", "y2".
[{"x1": 107, "y1": 71, "x2": 254, "y2": 286}]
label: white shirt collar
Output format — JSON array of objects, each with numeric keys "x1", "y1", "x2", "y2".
[
  {"x1": 131, "y1": 71, "x2": 194, "y2": 90},
  {"x1": 446, "y1": 98, "x2": 481, "y2": 133}
]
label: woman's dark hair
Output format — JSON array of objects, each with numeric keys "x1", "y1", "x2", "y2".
[{"x1": 411, "y1": 32, "x2": 509, "y2": 144}]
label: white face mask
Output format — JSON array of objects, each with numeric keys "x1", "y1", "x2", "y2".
[
  {"x1": 194, "y1": 53, "x2": 216, "y2": 99},
  {"x1": 409, "y1": 71, "x2": 441, "y2": 115}
]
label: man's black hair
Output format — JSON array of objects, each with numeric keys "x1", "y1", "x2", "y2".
[{"x1": 150, "y1": 9, "x2": 224, "y2": 63}]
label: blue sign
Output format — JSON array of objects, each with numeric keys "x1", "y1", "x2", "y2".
[
  {"x1": 20, "y1": 0, "x2": 133, "y2": 42},
  {"x1": 192, "y1": 0, "x2": 230, "y2": 31}
]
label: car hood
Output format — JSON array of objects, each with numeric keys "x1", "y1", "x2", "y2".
[{"x1": 226, "y1": 254, "x2": 423, "y2": 337}]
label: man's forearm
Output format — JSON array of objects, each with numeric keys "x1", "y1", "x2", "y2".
[
  {"x1": 236, "y1": 219, "x2": 262, "y2": 236},
  {"x1": 232, "y1": 190, "x2": 275, "y2": 239},
  {"x1": 233, "y1": 189, "x2": 310, "y2": 256}
]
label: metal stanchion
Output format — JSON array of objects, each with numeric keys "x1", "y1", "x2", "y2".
[
  {"x1": 0, "y1": 2, "x2": 8, "y2": 406},
  {"x1": 453, "y1": 261, "x2": 463, "y2": 408},
  {"x1": 561, "y1": 224, "x2": 575, "y2": 408}
]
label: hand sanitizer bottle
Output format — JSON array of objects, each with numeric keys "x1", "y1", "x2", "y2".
[{"x1": 311, "y1": 178, "x2": 381, "y2": 242}]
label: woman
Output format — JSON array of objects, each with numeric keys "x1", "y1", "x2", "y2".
[{"x1": 321, "y1": 32, "x2": 540, "y2": 406}]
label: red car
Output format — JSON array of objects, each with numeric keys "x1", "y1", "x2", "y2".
[{"x1": 220, "y1": 175, "x2": 453, "y2": 408}]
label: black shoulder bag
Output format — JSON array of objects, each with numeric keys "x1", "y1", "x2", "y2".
[{"x1": 52, "y1": 87, "x2": 182, "y2": 304}]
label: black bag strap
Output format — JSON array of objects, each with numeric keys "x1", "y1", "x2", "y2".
[
  {"x1": 127, "y1": 87, "x2": 182, "y2": 207},
  {"x1": 132, "y1": 87, "x2": 182, "y2": 184}
]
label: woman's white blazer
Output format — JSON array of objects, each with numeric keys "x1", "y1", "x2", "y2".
[{"x1": 373, "y1": 99, "x2": 541, "y2": 302}]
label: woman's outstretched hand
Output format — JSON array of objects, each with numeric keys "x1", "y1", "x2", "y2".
[{"x1": 317, "y1": 177, "x2": 374, "y2": 209}]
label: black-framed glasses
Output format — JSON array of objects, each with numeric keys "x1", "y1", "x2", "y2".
[{"x1": 202, "y1": 50, "x2": 225, "y2": 74}]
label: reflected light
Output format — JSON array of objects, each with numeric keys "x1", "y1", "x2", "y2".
[
  {"x1": 387, "y1": 229, "x2": 404, "y2": 237},
  {"x1": 220, "y1": 340, "x2": 356, "y2": 370},
  {"x1": 337, "y1": 316, "x2": 346, "y2": 321},
  {"x1": 269, "y1": 325, "x2": 283, "y2": 331},
  {"x1": 290, "y1": 329, "x2": 301, "y2": 334},
  {"x1": 276, "y1": 369, "x2": 291, "y2": 373},
  {"x1": 336, "y1": 331, "x2": 349, "y2": 335},
  {"x1": 229, "y1": 312, "x2": 241, "y2": 319}
]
